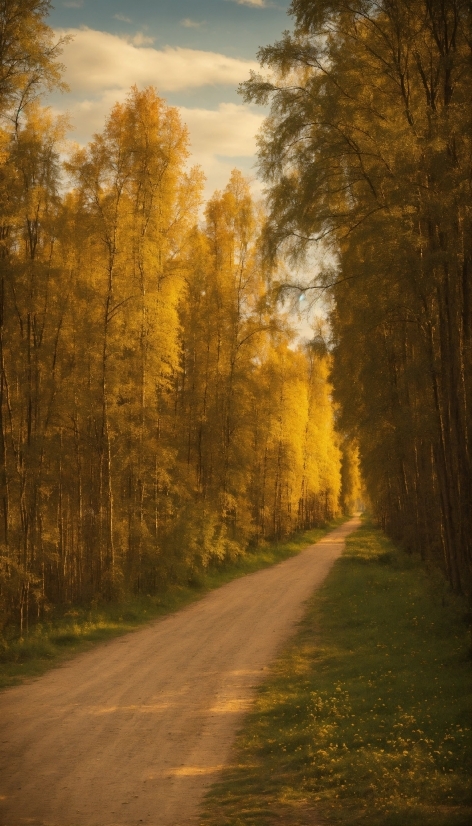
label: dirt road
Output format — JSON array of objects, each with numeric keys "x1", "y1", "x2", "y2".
[{"x1": 0, "y1": 517, "x2": 360, "y2": 826}]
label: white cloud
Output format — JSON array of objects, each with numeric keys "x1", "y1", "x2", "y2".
[
  {"x1": 179, "y1": 103, "x2": 264, "y2": 197},
  {"x1": 63, "y1": 1, "x2": 83, "y2": 7},
  {"x1": 51, "y1": 28, "x2": 265, "y2": 197},
  {"x1": 56, "y1": 27, "x2": 259, "y2": 94},
  {"x1": 124, "y1": 33, "x2": 155, "y2": 46},
  {"x1": 113, "y1": 13, "x2": 132, "y2": 23},
  {"x1": 180, "y1": 18, "x2": 204, "y2": 29},
  {"x1": 180, "y1": 103, "x2": 263, "y2": 158},
  {"x1": 234, "y1": 0, "x2": 266, "y2": 6}
]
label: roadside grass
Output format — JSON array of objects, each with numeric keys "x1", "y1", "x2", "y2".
[
  {"x1": 200, "y1": 519, "x2": 472, "y2": 826},
  {"x1": 0, "y1": 517, "x2": 346, "y2": 690}
]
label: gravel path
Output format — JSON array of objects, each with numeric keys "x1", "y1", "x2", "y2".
[{"x1": 0, "y1": 517, "x2": 360, "y2": 826}]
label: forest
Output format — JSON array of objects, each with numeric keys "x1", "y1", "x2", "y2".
[
  {"x1": 0, "y1": 2, "x2": 348, "y2": 631},
  {"x1": 0, "y1": 0, "x2": 470, "y2": 635},
  {"x1": 242, "y1": 0, "x2": 471, "y2": 594}
]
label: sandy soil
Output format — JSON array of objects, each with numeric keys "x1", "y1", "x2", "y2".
[{"x1": 0, "y1": 517, "x2": 360, "y2": 826}]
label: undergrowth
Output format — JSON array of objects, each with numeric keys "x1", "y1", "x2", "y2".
[
  {"x1": 200, "y1": 519, "x2": 472, "y2": 826},
  {"x1": 0, "y1": 518, "x2": 345, "y2": 690}
]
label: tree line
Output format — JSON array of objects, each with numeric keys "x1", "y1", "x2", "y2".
[
  {"x1": 243, "y1": 0, "x2": 471, "y2": 593},
  {"x1": 0, "y1": 2, "x2": 347, "y2": 631}
]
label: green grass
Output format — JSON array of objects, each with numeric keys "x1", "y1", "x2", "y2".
[
  {"x1": 0, "y1": 517, "x2": 345, "y2": 691},
  {"x1": 200, "y1": 519, "x2": 472, "y2": 826}
]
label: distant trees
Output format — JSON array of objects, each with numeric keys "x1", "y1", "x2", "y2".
[
  {"x1": 242, "y1": 0, "x2": 471, "y2": 591},
  {"x1": 0, "y1": 4, "x2": 342, "y2": 629}
]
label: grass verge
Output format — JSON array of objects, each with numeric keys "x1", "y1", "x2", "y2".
[
  {"x1": 0, "y1": 518, "x2": 345, "y2": 691},
  {"x1": 200, "y1": 519, "x2": 472, "y2": 826}
]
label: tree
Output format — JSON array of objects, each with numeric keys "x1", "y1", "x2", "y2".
[
  {"x1": 0, "y1": 1, "x2": 68, "y2": 625},
  {"x1": 0, "y1": 103, "x2": 68, "y2": 625},
  {"x1": 65, "y1": 87, "x2": 200, "y2": 596},
  {"x1": 174, "y1": 171, "x2": 273, "y2": 556},
  {"x1": 0, "y1": 0, "x2": 67, "y2": 124},
  {"x1": 242, "y1": 0, "x2": 471, "y2": 591}
]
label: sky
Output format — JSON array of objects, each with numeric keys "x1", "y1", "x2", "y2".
[{"x1": 47, "y1": 0, "x2": 293, "y2": 198}]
